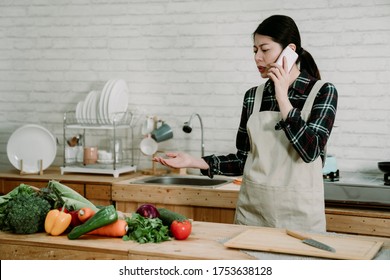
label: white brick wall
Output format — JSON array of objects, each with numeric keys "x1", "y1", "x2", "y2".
[{"x1": 0, "y1": 0, "x2": 389, "y2": 175}]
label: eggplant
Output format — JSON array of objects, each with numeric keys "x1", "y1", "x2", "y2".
[{"x1": 136, "y1": 204, "x2": 160, "y2": 218}]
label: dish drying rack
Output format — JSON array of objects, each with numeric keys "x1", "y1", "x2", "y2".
[{"x1": 60, "y1": 110, "x2": 137, "y2": 178}]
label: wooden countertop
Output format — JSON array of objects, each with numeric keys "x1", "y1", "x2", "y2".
[
  {"x1": 0, "y1": 167, "x2": 140, "y2": 184},
  {"x1": 1, "y1": 221, "x2": 389, "y2": 260},
  {"x1": 0, "y1": 221, "x2": 255, "y2": 260}
]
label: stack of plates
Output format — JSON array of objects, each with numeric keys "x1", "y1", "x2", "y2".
[{"x1": 75, "y1": 79, "x2": 129, "y2": 125}]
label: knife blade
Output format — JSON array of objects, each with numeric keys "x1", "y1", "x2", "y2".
[{"x1": 286, "y1": 229, "x2": 336, "y2": 253}]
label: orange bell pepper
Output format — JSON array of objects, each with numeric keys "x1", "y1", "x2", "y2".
[{"x1": 44, "y1": 207, "x2": 72, "y2": 236}]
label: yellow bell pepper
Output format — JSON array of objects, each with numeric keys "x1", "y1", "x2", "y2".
[{"x1": 44, "y1": 208, "x2": 72, "y2": 236}]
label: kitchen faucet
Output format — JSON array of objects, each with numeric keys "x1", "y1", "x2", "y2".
[{"x1": 183, "y1": 113, "x2": 204, "y2": 157}]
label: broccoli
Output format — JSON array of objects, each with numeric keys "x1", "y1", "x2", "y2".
[
  {"x1": 2, "y1": 192, "x2": 51, "y2": 234},
  {"x1": 0, "y1": 184, "x2": 36, "y2": 229}
]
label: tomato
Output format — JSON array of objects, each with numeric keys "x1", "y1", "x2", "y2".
[{"x1": 170, "y1": 220, "x2": 192, "y2": 240}]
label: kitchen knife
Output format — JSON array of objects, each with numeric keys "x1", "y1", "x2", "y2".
[{"x1": 286, "y1": 229, "x2": 336, "y2": 253}]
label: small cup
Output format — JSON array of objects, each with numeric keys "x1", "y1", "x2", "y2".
[
  {"x1": 98, "y1": 150, "x2": 113, "y2": 161},
  {"x1": 65, "y1": 146, "x2": 77, "y2": 163},
  {"x1": 151, "y1": 122, "x2": 173, "y2": 143},
  {"x1": 110, "y1": 139, "x2": 122, "y2": 163},
  {"x1": 141, "y1": 116, "x2": 155, "y2": 135},
  {"x1": 84, "y1": 146, "x2": 98, "y2": 165},
  {"x1": 76, "y1": 146, "x2": 84, "y2": 163},
  {"x1": 140, "y1": 136, "x2": 158, "y2": 156}
]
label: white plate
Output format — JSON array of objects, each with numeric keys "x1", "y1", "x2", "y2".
[
  {"x1": 84, "y1": 90, "x2": 97, "y2": 124},
  {"x1": 97, "y1": 80, "x2": 111, "y2": 124},
  {"x1": 102, "y1": 79, "x2": 118, "y2": 124},
  {"x1": 75, "y1": 101, "x2": 84, "y2": 124},
  {"x1": 7, "y1": 124, "x2": 57, "y2": 173},
  {"x1": 99, "y1": 79, "x2": 116, "y2": 124},
  {"x1": 107, "y1": 79, "x2": 129, "y2": 123},
  {"x1": 82, "y1": 93, "x2": 90, "y2": 124},
  {"x1": 88, "y1": 90, "x2": 99, "y2": 124}
]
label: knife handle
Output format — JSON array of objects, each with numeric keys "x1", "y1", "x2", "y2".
[{"x1": 286, "y1": 229, "x2": 309, "y2": 240}]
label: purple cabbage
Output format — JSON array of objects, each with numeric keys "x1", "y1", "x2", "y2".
[{"x1": 136, "y1": 204, "x2": 160, "y2": 218}]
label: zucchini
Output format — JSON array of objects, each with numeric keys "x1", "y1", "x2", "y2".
[
  {"x1": 157, "y1": 208, "x2": 188, "y2": 227},
  {"x1": 67, "y1": 205, "x2": 118, "y2": 240}
]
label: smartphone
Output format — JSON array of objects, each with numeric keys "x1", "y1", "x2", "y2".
[{"x1": 275, "y1": 46, "x2": 298, "y2": 73}]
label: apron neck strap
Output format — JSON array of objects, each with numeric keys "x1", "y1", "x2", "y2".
[
  {"x1": 253, "y1": 84, "x2": 265, "y2": 113},
  {"x1": 253, "y1": 80, "x2": 327, "y2": 114},
  {"x1": 302, "y1": 80, "x2": 327, "y2": 112}
]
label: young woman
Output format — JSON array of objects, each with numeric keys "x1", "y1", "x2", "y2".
[{"x1": 154, "y1": 15, "x2": 338, "y2": 232}]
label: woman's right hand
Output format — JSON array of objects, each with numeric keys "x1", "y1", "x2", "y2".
[{"x1": 153, "y1": 152, "x2": 209, "y2": 170}]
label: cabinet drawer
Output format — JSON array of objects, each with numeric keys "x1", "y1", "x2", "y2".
[
  {"x1": 85, "y1": 184, "x2": 111, "y2": 200},
  {"x1": 3, "y1": 180, "x2": 48, "y2": 194},
  {"x1": 326, "y1": 213, "x2": 390, "y2": 237}
]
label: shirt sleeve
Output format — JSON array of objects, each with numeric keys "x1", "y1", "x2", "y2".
[
  {"x1": 278, "y1": 82, "x2": 338, "y2": 163},
  {"x1": 200, "y1": 87, "x2": 255, "y2": 178}
]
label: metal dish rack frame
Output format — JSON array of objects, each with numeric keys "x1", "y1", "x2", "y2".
[{"x1": 60, "y1": 110, "x2": 137, "y2": 178}]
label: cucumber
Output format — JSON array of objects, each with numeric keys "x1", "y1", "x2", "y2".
[
  {"x1": 67, "y1": 205, "x2": 118, "y2": 240},
  {"x1": 157, "y1": 208, "x2": 188, "y2": 227}
]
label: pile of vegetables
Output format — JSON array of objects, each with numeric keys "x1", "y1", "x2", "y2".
[
  {"x1": 122, "y1": 204, "x2": 192, "y2": 242},
  {"x1": 0, "y1": 180, "x2": 101, "y2": 235},
  {"x1": 0, "y1": 181, "x2": 192, "y2": 242}
]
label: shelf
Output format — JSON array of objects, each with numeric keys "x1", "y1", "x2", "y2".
[
  {"x1": 63, "y1": 110, "x2": 134, "y2": 129},
  {"x1": 62, "y1": 109, "x2": 137, "y2": 177},
  {"x1": 60, "y1": 165, "x2": 137, "y2": 178}
]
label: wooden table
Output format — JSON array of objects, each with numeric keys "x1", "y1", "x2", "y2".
[
  {"x1": 0, "y1": 221, "x2": 255, "y2": 260},
  {"x1": 1, "y1": 221, "x2": 389, "y2": 260}
]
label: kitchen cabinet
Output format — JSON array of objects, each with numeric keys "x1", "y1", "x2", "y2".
[
  {"x1": 112, "y1": 176, "x2": 390, "y2": 238},
  {"x1": 0, "y1": 167, "x2": 139, "y2": 206},
  {"x1": 325, "y1": 207, "x2": 389, "y2": 237},
  {"x1": 113, "y1": 183, "x2": 237, "y2": 224}
]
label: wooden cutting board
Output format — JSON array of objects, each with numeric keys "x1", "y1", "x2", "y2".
[{"x1": 224, "y1": 227, "x2": 383, "y2": 260}]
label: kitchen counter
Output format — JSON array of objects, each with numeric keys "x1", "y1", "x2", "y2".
[
  {"x1": 1, "y1": 169, "x2": 389, "y2": 237},
  {"x1": 113, "y1": 174, "x2": 240, "y2": 224},
  {"x1": 113, "y1": 174, "x2": 390, "y2": 237},
  {"x1": 1, "y1": 221, "x2": 389, "y2": 260},
  {"x1": 0, "y1": 167, "x2": 139, "y2": 186},
  {"x1": 0, "y1": 167, "x2": 140, "y2": 206},
  {"x1": 0, "y1": 221, "x2": 254, "y2": 260},
  {"x1": 324, "y1": 171, "x2": 390, "y2": 206}
]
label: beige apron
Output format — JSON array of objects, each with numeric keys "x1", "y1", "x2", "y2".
[{"x1": 234, "y1": 81, "x2": 327, "y2": 232}]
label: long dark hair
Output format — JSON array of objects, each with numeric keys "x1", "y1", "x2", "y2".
[{"x1": 253, "y1": 15, "x2": 321, "y2": 79}]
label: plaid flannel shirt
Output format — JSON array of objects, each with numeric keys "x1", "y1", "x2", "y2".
[{"x1": 201, "y1": 70, "x2": 338, "y2": 178}]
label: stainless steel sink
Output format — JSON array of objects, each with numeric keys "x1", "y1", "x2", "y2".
[{"x1": 131, "y1": 175, "x2": 232, "y2": 188}]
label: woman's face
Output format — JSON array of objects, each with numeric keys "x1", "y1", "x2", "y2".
[{"x1": 253, "y1": 34, "x2": 283, "y2": 79}]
